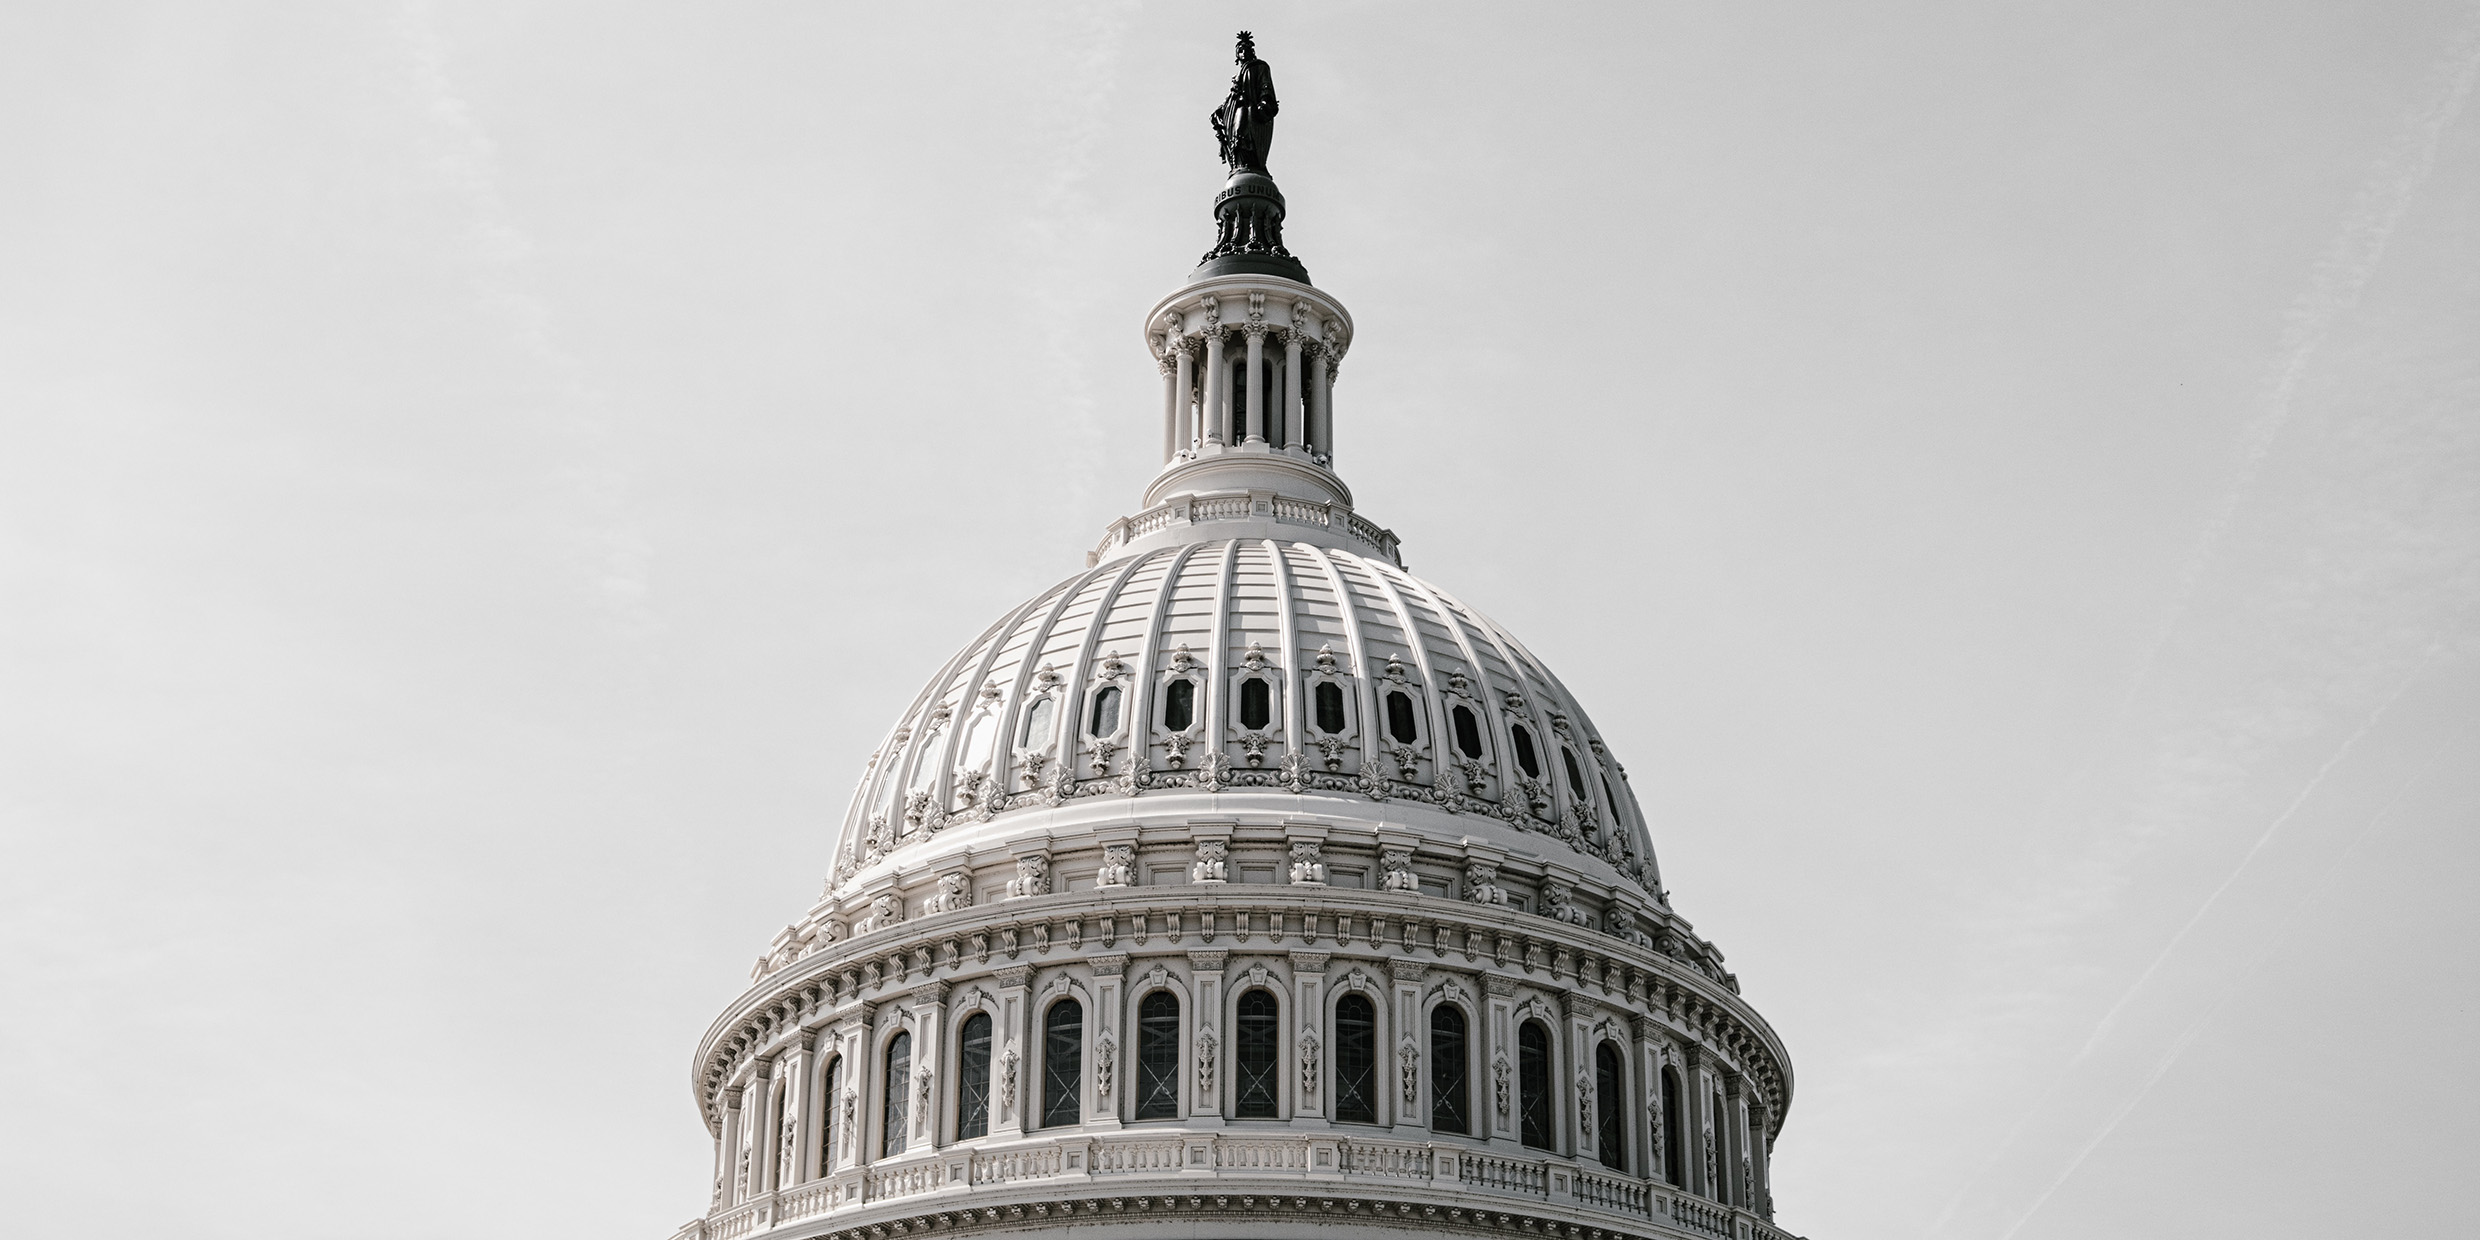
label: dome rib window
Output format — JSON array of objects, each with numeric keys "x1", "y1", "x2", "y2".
[
  {"x1": 1595, "y1": 1041, "x2": 1626, "y2": 1171},
  {"x1": 957, "y1": 1012, "x2": 993, "y2": 1139},
  {"x1": 1136, "y1": 991, "x2": 1181, "y2": 1120},
  {"x1": 1314, "y1": 681, "x2": 1346, "y2": 734},
  {"x1": 1385, "y1": 690, "x2": 1418, "y2": 744},
  {"x1": 1163, "y1": 679, "x2": 1196, "y2": 732},
  {"x1": 1518, "y1": 1019, "x2": 1553, "y2": 1149},
  {"x1": 1089, "y1": 685, "x2": 1121, "y2": 737},
  {"x1": 881, "y1": 1031, "x2": 911, "y2": 1157},
  {"x1": 1239, "y1": 678, "x2": 1271, "y2": 730},
  {"x1": 1234, "y1": 988, "x2": 1281, "y2": 1118},
  {"x1": 1428, "y1": 1004, "x2": 1469, "y2": 1135},
  {"x1": 1451, "y1": 704, "x2": 1484, "y2": 758},
  {"x1": 1021, "y1": 696, "x2": 1056, "y2": 748},
  {"x1": 1510, "y1": 724, "x2": 1541, "y2": 779},
  {"x1": 1333, "y1": 993, "x2": 1377, "y2": 1124},
  {"x1": 1042, "y1": 1000, "x2": 1083, "y2": 1129},
  {"x1": 1561, "y1": 746, "x2": 1588, "y2": 798}
]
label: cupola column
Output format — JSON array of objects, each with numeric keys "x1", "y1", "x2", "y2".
[
  {"x1": 1159, "y1": 353, "x2": 1179, "y2": 464},
  {"x1": 1174, "y1": 345, "x2": 1197, "y2": 456},
  {"x1": 1204, "y1": 331, "x2": 1228, "y2": 446},
  {"x1": 789, "y1": 1032, "x2": 819, "y2": 1186},
  {"x1": 1312, "y1": 348, "x2": 1335, "y2": 460},
  {"x1": 1282, "y1": 330, "x2": 1304, "y2": 452},
  {"x1": 1244, "y1": 326, "x2": 1267, "y2": 444}
]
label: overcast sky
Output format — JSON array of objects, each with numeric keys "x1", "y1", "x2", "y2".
[{"x1": 3, "y1": 4, "x2": 2475, "y2": 1238}]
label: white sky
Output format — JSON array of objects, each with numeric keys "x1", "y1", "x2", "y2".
[{"x1": 2, "y1": 4, "x2": 2474, "y2": 1238}]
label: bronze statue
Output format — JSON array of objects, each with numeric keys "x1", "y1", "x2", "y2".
[{"x1": 1210, "y1": 32, "x2": 1279, "y2": 174}]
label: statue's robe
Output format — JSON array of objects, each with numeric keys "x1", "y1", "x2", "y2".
[{"x1": 1212, "y1": 58, "x2": 1279, "y2": 172}]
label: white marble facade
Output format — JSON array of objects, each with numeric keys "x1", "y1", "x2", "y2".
[{"x1": 673, "y1": 220, "x2": 1813, "y2": 1240}]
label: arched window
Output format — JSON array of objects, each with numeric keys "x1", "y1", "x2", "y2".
[
  {"x1": 1089, "y1": 685, "x2": 1121, "y2": 736},
  {"x1": 1041, "y1": 1000, "x2": 1083, "y2": 1128},
  {"x1": 1234, "y1": 988, "x2": 1281, "y2": 1118},
  {"x1": 1239, "y1": 678, "x2": 1271, "y2": 730},
  {"x1": 881, "y1": 1032, "x2": 911, "y2": 1157},
  {"x1": 1596, "y1": 1042, "x2": 1626, "y2": 1171},
  {"x1": 1451, "y1": 705, "x2": 1484, "y2": 758},
  {"x1": 1510, "y1": 724, "x2": 1541, "y2": 779},
  {"x1": 1162, "y1": 679, "x2": 1196, "y2": 732},
  {"x1": 1385, "y1": 690, "x2": 1418, "y2": 744},
  {"x1": 1518, "y1": 1019, "x2": 1553, "y2": 1149},
  {"x1": 1429, "y1": 1005, "x2": 1469, "y2": 1134},
  {"x1": 1661, "y1": 1067, "x2": 1685, "y2": 1185},
  {"x1": 817, "y1": 1056, "x2": 840, "y2": 1175},
  {"x1": 1333, "y1": 993, "x2": 1377, "y2": 1123},
  {"x1": 956, "y1": 1012, "x2": 993, "y2": 1139},
  {"x1": 1314, "y1": 682, "x2": 1346, "y2": 734},
  {"x1": 1021, "y1": 696, "x2": 1056, "y2": 748},
  {"x1": 1136, "y1": 991, "x2": 1181, "y2": 1120},
  {"x1": 1561, "y1": 746, "x2": 1588, "y2": 798}
]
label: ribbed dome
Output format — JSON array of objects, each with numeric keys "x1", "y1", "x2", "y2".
[{"x1": 828, "y1": 538, "x2": 1664, "y2": 904}]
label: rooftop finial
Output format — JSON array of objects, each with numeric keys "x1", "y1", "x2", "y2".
[{"x1": 1197, "y1": 32, "x2": 1306, "y2": 283}]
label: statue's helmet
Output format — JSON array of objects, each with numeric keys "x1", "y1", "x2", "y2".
[{"x1": 1236, "y1": 31, "x2": 1255, "y2": 61}]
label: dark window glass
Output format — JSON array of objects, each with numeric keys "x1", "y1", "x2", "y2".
[
  {"x1": 1452, "y1": 705, "x2": 1484, "y2": 758},
  {"x1": 1662, "y1": 1068, "x2": 1685, "y2": 1185},
  {"x1": 1163, "y1": 679, "x2": 1195, "y2": 732},
  {"x1": 1022, "y1": 696, "x2": 1056, "y2": 748},
  {"x1": 1386, "y1": 691, "x2": 1418, "y2": 744},
  {"x1": 1089, "y1": 686, "x2": 1121, "y2": 736},
  {"x1": 1239, "y1": 678, "x2": 1271, "y2": 730},
  {"x1": 1042, "y1": 1000, "x2": 1082, "y2": 1128},
  {"x1": 1429, "y1": 1005, "x2": 1469, "y2": 1134},
  {"x1": 817, "y1": 1057, "x2": 840, "y2": 1175},
  {"x1": 1334, "y1": 994, "x2": 1377, "y2": 1124},
  {"x1": 1561, "y1": 747, "x2": 1587, "y2": 797},
  {"x1": 1519, "y1": 1020, "x2": 1553, "y2": 1149},
  {"x1": 881, "y1": 1032, "x2": 911, "y2": 1157},
  {"x1": 957, "y1": 1013, "x2": 992, "y2": 1138},
  {"x1": 1314, "y1": 682, "x2": 1346, "y2": 734},
  {"x1": 1601, "y1": 774, "x2": 1619, "y2": 821},
  {"x1": 1234, "y1": 988, "x2": 1281, "y2": 1118},
  {"x1": 1136, "y1": 991, "x2": 1181, "y2": 1120},
  {"x1": 1511, "y1": 724, "x2": 1541, "y2": 778},
  {"x1": 1596, "y1": 1042, "x2": 1626, "y2": 1171}
]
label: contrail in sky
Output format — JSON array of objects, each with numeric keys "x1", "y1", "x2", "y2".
[{"x1": 1991, "y1": 734, "x2": 2459, "y2": 1240}]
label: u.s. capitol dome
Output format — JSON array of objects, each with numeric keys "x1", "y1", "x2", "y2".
[{"x1": 676, "y1": 34, "x2": 1813, "y2": 1240}]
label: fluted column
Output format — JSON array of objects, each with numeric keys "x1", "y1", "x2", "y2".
[
  {"x1": 910, "y1": 982, "x2": 947, "y2": 1149},
  {"x1": 789, "y1": 1032, "x2": 819, "y2": 1186},
  {"x1": 717, "y1": 1085, "x2": 744, "y2": 1207},
  {"x1": 1635, "y1": 1017, "x2": 1667, "y2": 1186},
  {"x1": 1203, "y1": 331, "x2": 1227, "y2": 446},
  {"x1": 1282, "y1": 331, "x2": 1303, "y2": 452},
  {"x1": 1244, "y1": 326, "x2": 1266, "y2": 443},
  {"x1": 1174, "y1": 344, "x2": 1196, "y2": 456},
  {"x1": 721, "y1": 1083, "x2": 749, "y2": 1204},
  {"x1": 1564, "y1": 995, "x2": 1597, "y2": 1163},
  {"x1": 1159, "y1": 352, "x2": 1178, "y2": 464},
  {"x1": 1311, "y1": 347, "x2": 1335, "y2": 460},
  {"x1": 1483, "y1": 973, "x2": 1517, "y2": 1145},
  {"x1": 992, "y1": 965, "x2": 1033, "y2": 1137},
  {"x1": 756, "y1": 1056, "x2": 785, "y2": 1195}
]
